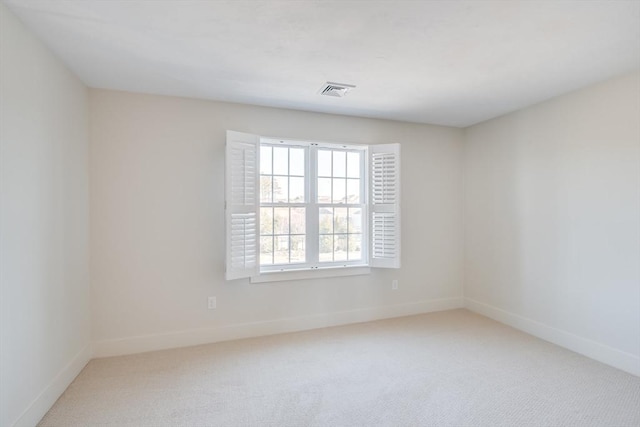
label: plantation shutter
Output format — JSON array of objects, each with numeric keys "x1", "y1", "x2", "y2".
[
  {"x1": 225, "y1": 131, "x2": 260, "y2": 280},
  {"x1": 369, "y1": 143, "x2": 401, "y2": 268}
]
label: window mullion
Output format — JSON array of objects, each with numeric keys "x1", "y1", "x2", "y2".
[
  {"x1": 307, "y1": 146, "x2": 319, "y2": 266},
  {"x1": 361, "y1": 148, "x2": 369, "y2": 264}
]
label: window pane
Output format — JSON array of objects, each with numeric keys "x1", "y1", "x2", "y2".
[
  {"x1": 318, "y1": 177, "x2": 331, "y2": 203},
  {"x1": 290, "y1": 236, "x2": 305, "y2": 263},
  {"x1": 260, "y1": 236, "x2": 273, "y2": 265},
  {"x1": 289, "y1": 177, "x2": 305, "y2": 202},
  {"x1": 319, "y1": 235, "x2": 333, "y2": 262},
  {"x1": 333, "y1": 151, "x2": 346, "y2": 177},
  {"x1": 289, "y1": 148, "x2": 305, "y2": 176},
  {"x1": 273, "y1": 207, "x2": 289, "y2": 234},
  {"x1": 319, "y1": 208, "x2": 333, "y2": 234},
  {"x1": 290, "y1": 207, "x2": 305, "y2": 234},
  {"x1": 332, "y1": 178, "x2": 346, "y2": 204},
  {"x1": 334, "y1": 234, "x2": 348, "y2": 261},
  {"x1": 274, "y1": 236, "x2": 289, "y2": 264},
  {"x1": 273, "y1": 176, "x2": 288, "y2": 203},
  {"x1": 273, "y1": 147, "x2": 288, "y2": 175},
  {"x1": 260, "y1": 146, "x2": 272, "y2": 174},
  {"x1": 346, "y1": 178, "x2": 360, "y2": 203},
  {"x1": 348, "y1": 234, "x2": 362, "y2": 260},
  {"x1": 318, "y1": 150, "x2": 331, "y2": 177},
  {"x1": 347, "y1": 151, "x2": 360, "y2": 178},
  {"x1": 260, "y1": 176, "x2": 272, "y2": 203},
  {"x1": 334, "y1": 208, "x2": 348, "y2": 233},
  {"x1": 273, "y1": 147, "x2": 289, "y2": 175},
  {"x1": 260, "y1": 208, "x2": 273, "y2": 235},
  {"x1": 348, "y1": 208, "x2": 362, "y2": 233}
]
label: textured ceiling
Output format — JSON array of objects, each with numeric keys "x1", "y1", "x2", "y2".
[{"x1": 4, "y1": 0, "x2": 640, "y2": 127}]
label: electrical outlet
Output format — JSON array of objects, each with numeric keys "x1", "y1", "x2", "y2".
[
  {"x1": 208, "y1": 296, "x2": 217, "y2": 309},
  {"x1": 392, "y1": 280, "x2": 398, "y2": 290}
]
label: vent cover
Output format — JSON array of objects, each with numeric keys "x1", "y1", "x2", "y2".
[{"x1": 319, "y1": 82, "x2": 356, "y2": 97}]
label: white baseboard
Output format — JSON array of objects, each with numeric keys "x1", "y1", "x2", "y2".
[
  {"x1": 465, "y1": 298, "x2": 640, "y2": 377},
  {"x1": 12, "y1": 344, "x2": 92, "y2": 427},
  {"x1": 93, "y1": 297, "x2": 464, "y2": 358}
]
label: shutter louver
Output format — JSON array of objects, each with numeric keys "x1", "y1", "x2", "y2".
[
  {"x1": 369, "y1": 144, "x2": 401, "y2": 268},
  {"x1": 225, "y1": 131, "x2": 260, "y2": 280}
]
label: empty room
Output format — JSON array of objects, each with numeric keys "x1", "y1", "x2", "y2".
[{"x1": 1, "y1": 1, "x2": 639, "y2": 426}]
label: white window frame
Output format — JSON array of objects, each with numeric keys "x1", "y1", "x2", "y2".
[
  {"x1": 258, "y1": 140, "x2": 313, "y2": 271},
  {"x1": 260, "y1": 139, "x2": 368, "y2": 273},
  {"x1": 225, "y1": 130, "x2": 400, "y2": 282}
]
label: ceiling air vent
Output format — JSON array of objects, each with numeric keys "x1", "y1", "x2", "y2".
[{"x1": 319, "y1": 82, "x2": 356, "y2": 97}]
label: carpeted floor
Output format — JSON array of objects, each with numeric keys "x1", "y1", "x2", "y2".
[{"x1": 39, "y1": 309, "x2": 640, "y2": 426}]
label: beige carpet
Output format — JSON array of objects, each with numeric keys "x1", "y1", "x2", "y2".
[{"x1": 39, "y1": 309, "x2": 640, "y2": 426}]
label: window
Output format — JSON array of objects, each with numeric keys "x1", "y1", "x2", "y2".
[
  {"x1": 225, "y1": 131, "x2": 400, "y2": 281},
  {"x1": 259, "y1": 144, "x2": 308, "y2": 267}
]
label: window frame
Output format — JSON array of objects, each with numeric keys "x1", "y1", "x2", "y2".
[
  {"x1": 259, "y1": 138, "x2": 369, "y2": 273},
  {"x1": 258, "y1": 141, "x2": 310, "y2": 269}
]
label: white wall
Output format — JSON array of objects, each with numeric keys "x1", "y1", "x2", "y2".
[
  {"x1": 464, "y1": 72, "x2": 640, "y2": 374},
  {"x1": 0, "y1": 4, "x2": 91, "y2": 427},
  {"x1": 89, "y1": 89, "x2": 464, "y2": 356}
]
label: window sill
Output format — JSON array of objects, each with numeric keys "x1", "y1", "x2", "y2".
[{"x1": 250, "y1": 265, "x2": 371, "y2": 283}]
